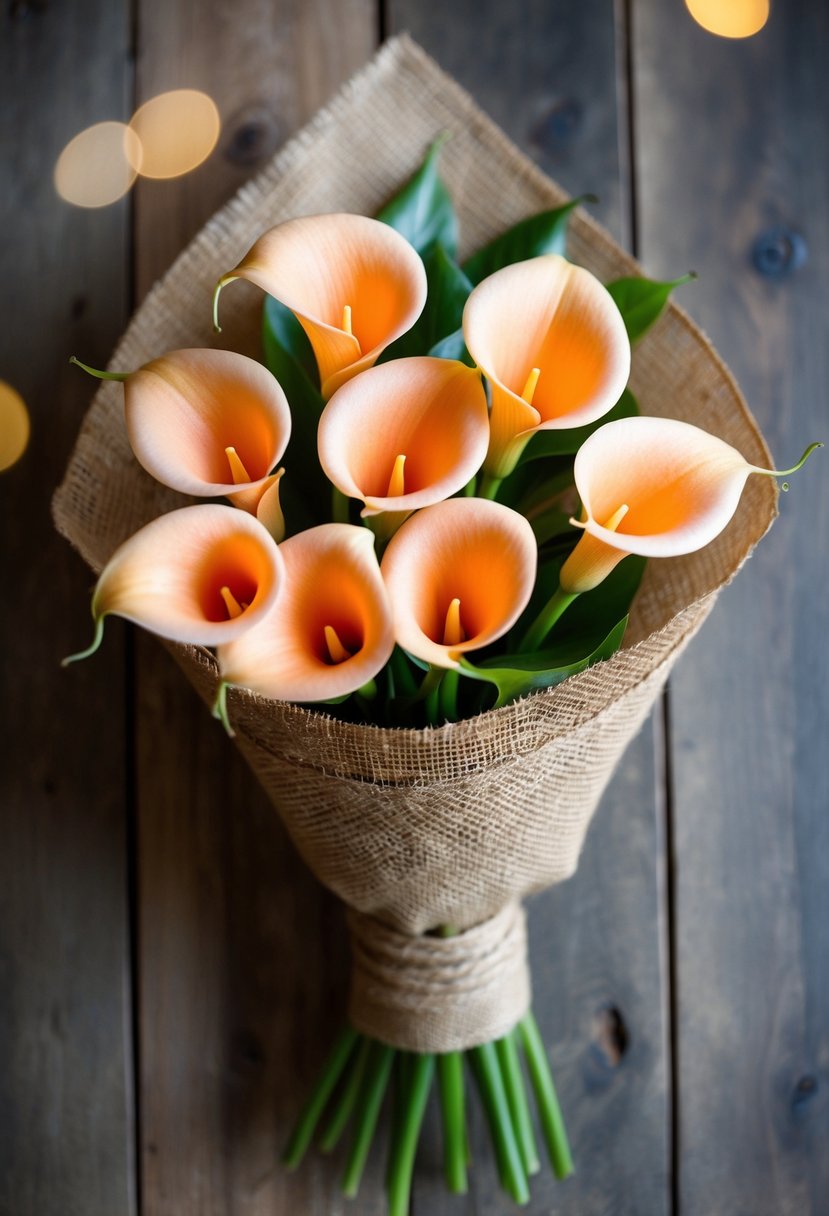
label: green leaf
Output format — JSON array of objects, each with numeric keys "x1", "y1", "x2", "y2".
[
  {"x1": 517, "y1": 387, "x2": 640, "y2": 463},
  {"x1": 376, "y1": 135, "x2": 458, "y2": 258},
  {"x1": 606, "y1": 272, "x2": 696, "y2": 343},
  {"x1": 460, "y1": 617, "x2": 628, "y2": 708},
  {"x1": 462, "y1": 196, "x2": 594, "y2": 285},
  {"x1": 261, "y1": 297, "x2": 329, "y2": 531},
  {"x1": 381, "y1": 244, "x2": 472, "y2": 361},
  {"x1": 428, "y1": 327, "x2": 474, "y2": 365}
]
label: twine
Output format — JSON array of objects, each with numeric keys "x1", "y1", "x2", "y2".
[{"x1": 347, "y1": 904, "x2": 530, "y2": 1053}]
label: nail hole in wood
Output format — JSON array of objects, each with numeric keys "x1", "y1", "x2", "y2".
[
  {"x1": 751, "y1": 227, "x2": 808, "y2": 278},
  {"x1": 224, "y1": 108, "x2": 280, "y2": 167},
  {"x1": 792, "y1": 1074, "x2": 818, "y2": 1109},
  {"x1": 531, "y1": 98, "x2": 583, "y2": 151},
  {"x1": 593, "y1": 1004, "x2": 629, "y2": 1067}
]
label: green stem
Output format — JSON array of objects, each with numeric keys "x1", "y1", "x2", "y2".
[
  {"x1": 470, "y1": 1042, "x2": 529, "y2": 1204},
  {"x1": 341, "y1": 1041, "x2": 395, "y2": 1198},
  {"x1": 212, "y1": 274, "x2": 236, "y2": 333},
  {"x1": 61, "y1": 614, "x2": 106, "y2": 667},
  {"x1": 417, "y1": 666, "x2": 444, "y2": 725},
  {"x1": 497, "y1": 1032, "x2": 540, "y2": 1176},
  {"x1": 518, "y1": 1011, "x2": 573, "y2": 1180},
  {"x1": 390, "y1": 648, "x2": 418, "y2": 697},
  {"x1": 479, "y1": 473, "x2": 503, "y2": 501},
  {"x1": 438, "y1": 1052, "x2": 468, "y2": 1193},
  {"x1": 332, "y1": 486, "x2": 351, "y2": 524},
  {"x1": 211, "y1": 680, "x2": 235, "y2": 738},
  {"x1": 68, "y1": 355, "x2": 129, "y2": 382},
  {"x1": 320, "y1": 1036, "x2": 370, "y2": 1153},
  {"x1": 751, "y1": 441, "x2": 823, "y2": 482},
  {"x1": 283, "y1": 1024, "x2": 358, "y2": 1169},
  {"x1": 387, "y1": 1054, "x2": 435, "y2": 1216},
  {"x1": 519, "y1": 585, "x2": 578, "y2": 653},
  {"x1": 438, "y1": 668, "x2": 460, "y2": 723}
]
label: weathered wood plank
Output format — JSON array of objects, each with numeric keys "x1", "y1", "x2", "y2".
[
  {"x1": 634, "y1": 2, "x2": 829, "y2": 1211},
  {"x1": 0, "y1": 4, "x2": 135, "y2": 1215},
  {"x1": 386, "y1": 5, "x2": 670, "y2": 1214},
  {"x1": 130, "y1": 4, "x2": 378, "y2": 1213}
]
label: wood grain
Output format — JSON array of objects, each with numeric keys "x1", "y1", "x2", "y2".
[
  {"x1": 634, "y1": 0, "x2": 829, "y2": 1211},
  {"x1": 385, "y1": 4, "x2": 670, "y2": 1213},
  {"x1": 131, "y1": 3, "x2": 379, "y2": 1212},
  {"x1": 0, "y1": 3, "x2": 135, "y2": 1215}
]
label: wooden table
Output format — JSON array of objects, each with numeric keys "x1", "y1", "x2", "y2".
[{"x1": 2, "y1": 2, "x2": 827, "y2": 1213}]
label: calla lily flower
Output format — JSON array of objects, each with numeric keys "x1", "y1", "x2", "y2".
[
  {"x1": 213, "y1": 214, "x2": 428, "y2": 399},
  {"x1": 462, "y1": 254, "x2": 631, "y2": 481},
  {"x1": 71, "y1": 349, "x2": 291, "y2": 515},
  {"x1": 559, "y1": 418, "x2": 821, "y2": 595},
  {"x1": 318, "y1": 357, "x2": 489, "y2": 530},
  {"x1": 380, "y1": 498, "x2": 537, "y2": 671},
  {"x1": 216, "y1": 524, "x2": 394, "y2": 703},
  {"x1": 63, "y1": 504, "x2": 285, "y2": 663}
]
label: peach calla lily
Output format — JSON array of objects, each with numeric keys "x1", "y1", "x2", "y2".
[
  {"x1": 462, "y1": 254, "x2": 631, "y2": 482},
  {"x1": 213, "y1": 214, "x2": 428, "y2": 399},
  {"x1": 216, "y1": 524, "x2": 394, "y2": 704},
  {"x1": 318, "y1": 357, "x2": 489, "y2": 531},
  {"x1": 380, "y1": 498, "x2": 538, "y2": 671},
  {"x1": 63, "y1": 504, "x2": 285, "y2": 663}
]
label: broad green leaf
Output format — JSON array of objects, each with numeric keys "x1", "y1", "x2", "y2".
[
  {"x1": 460, "y1": 617, "x2": 628, "y2": 708},
  {"x1": 428, "y1": 327, "x2": 474, "y2": 365},
  {"x1": 261, "y1": 297, "x2": 329, "y2": 530},
  {"x1": 517, "y1": 387, "x2": 640, "y2": 463},
  {"x1": 376, "y1": 135, "x2": 458, "y2": 258},
  {"x1": 381, "y1": 244, "x2": 472, "y2": 361},
  {"x1": 462, "y1": 196, "x2": 594, "y2": 285},
  {"x1": 606, "y1": 272, "x2": 695, "y2": 343}
]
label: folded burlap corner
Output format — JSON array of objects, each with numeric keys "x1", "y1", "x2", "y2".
[{"x1": 53, "y1": 36, "x2": 776, "y2": 1052}]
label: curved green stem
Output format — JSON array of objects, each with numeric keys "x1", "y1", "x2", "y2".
[
  {"x1": 320, "y1": 1036, "x2": 370, "y2": 1153},
  {"x1": 283, "y1": 1024, "x2": 358, "y2": 1170},
  {"x1": 519, "y1": 586, "x2": 578, "y2": 653},
  {"x1": 438, "y1": 1052, "x2": 468, "y2": 1193},
  {"x1": 211, "y1": 680, "x2": 235, "y2": 738},
  {"x1": 332, "y1": 486, "x2": 351, "y2": 524},
  {"x1": 471, "y1": 1041, "x2": 529, "y2": 1204},
  {"x1": 518, "y1": 1011, "x2": 573, "y2": 1180},
  {"x1": 61, "y1": 614, "x2": 106, "y2": 667},
  {"x1": 497, "y1": 1032, "x2": 540, "y2": 1176},
  {"x1": 387, "y1": 1054, "x2": 435, "y2": 1216},
  {"x1": 69, "y1": 356, "x2": 128, "y2": 382},
  {"x1": 212, "y1": 274, "x2": 237, "y2": 333},
  {"x1": 341, "y1": 1041, "x2": 395, "y2": 1198},
  {"x1": 751, "y1": 441, "x2": 823, "y2": 488}
]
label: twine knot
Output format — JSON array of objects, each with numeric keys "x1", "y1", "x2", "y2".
[{"x1": 347, "y1": 902, "x2": 531, "y2": 1053}]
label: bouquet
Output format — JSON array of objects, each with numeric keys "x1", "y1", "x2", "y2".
[{"x1": 53, "y1": 36, "x2": 818, "y2": 1216}]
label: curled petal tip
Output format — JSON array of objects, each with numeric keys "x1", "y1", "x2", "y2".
[
  {"x1": 212, "y1": 275, "x2": 237, "y2": 333},
  {"x1": 62, "y1": 614, "x2": 106, "y2": 667}
]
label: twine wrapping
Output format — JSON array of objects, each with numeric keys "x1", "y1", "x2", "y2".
[
  {"x1": 348, "y1": 904, "x2": 530, "y2": 1052},
  {"x1": 52, "y1": 37, "x2": 778, "y2": 1051}
]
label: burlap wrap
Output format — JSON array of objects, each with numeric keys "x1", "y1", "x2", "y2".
[{"x1": 53, "y1": 37, "x2": 777, "y2": 1052}]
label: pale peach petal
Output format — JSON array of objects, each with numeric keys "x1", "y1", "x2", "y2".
[
  {"x1": 462, "y1": 254, "x2": 631, "y2": 477},
  {"x1": 318, "y1": 357, "x2": 489, "y2": 518},
  {"x1": 253, "y1": 469, "x2": 286, "y2": 542},
  {"x1": 380, "y1": 498, "x2": 537, "y2": 670},
  {"x1": 214, "y1": 214, "x2": 428, "y2": 398},
  {"x1": 217, "y1": 524, "x2": 394, "y2": 701},
  {"x1": 90, "y1": 505, "x2": 284, "y2": 646},
  {"x1": 123, "y1": 348, "x2": 291, "y2": 506}
]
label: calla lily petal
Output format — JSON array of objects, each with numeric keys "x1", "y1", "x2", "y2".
[
  {"x1": 318, "y1": 357, "x2": 489, "y2": 521},
  {"x1": 559, "y1": 416, "x2": 801, "y2": 593},
  {"x1": 217, "y1": 524, "x2": 394, "y2": 702},
  {"x1": 66, "y1": 505, "x2": 284, "y2": 657},
  {"x1": 254, "y1": 469, "x2": 286, "y2": 542},
  {"x1": 462, "y1": 254, "x2": 631, "y2": 478},
  {"x1": 214, "y1": 214, "x2": 428, "y2": 398},
  {"x1": 380, "y1": 498, "x2": 537, "y2": 671},
  {"x1": 121, "y1": 348, "x2": 291, "y2": 507}
]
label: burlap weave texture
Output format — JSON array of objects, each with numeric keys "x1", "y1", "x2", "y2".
[{"x1": 53, "y1": 36, "x2": 776, "y2": 958}]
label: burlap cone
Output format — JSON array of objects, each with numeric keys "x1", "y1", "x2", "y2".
[{"x1": 53, "y1": 36, "x2": 776, "y2": 1052}]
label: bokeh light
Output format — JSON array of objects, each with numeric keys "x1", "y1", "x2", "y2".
[
  {"x1": 128, "y1": 89, "x2": 221, "y2": 179},
  {"x1": 54, "y1": 121, "x2": 142, "y2": 208},
  {"x1": 685, "y1": 0, "x2": 769, "y2": 38},
  {"x1": 0, "y1": 381, "x2": 31, "y2": 472}
]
